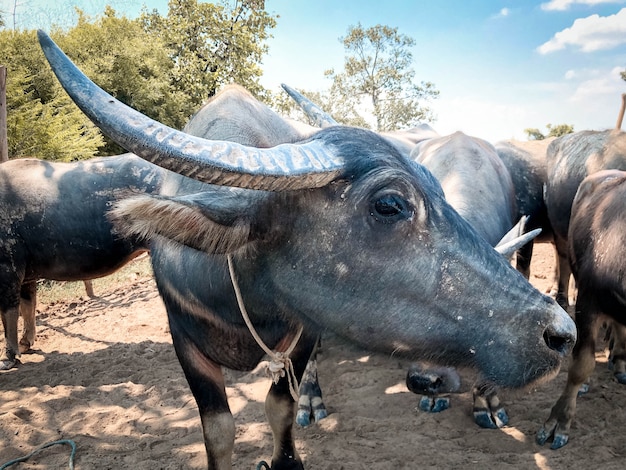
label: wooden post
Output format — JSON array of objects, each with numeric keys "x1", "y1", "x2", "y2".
[
  {"x1": 0, "y1": 66, "x2": 7, "y2": 162},
  {"x1": 616, "y1": 92, "x2": 626, "y2": 131}
]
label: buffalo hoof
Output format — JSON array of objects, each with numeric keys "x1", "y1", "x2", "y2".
[
  {"x1": 418, "y1": 395, "x2": 450, "y2": 412},
  {"x1": 19, "y1": 339, "x2": 33, "y2": 354},
  {"x1": 296, "y1": 399, "x2": 328, "y2": 427},
  {"x1": 0, "y1": 349, "x2": 18, "y2": 370},
  {"x1": 474, "y1": 407, "x2": 509, "y2": 429},
  {"x1": 296, "y1": 409, "x2": 311, "y2": 427},
  {"x1": 0, "y1": 358, "x2": 18, "y2": 370},
  {"x1": 536, "y1": 425, "x2": 569, "y2": 450}
]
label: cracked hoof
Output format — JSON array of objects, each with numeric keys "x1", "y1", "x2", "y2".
[{"x1": 418, "y1": 395, "x2": 450, "y2": 412}]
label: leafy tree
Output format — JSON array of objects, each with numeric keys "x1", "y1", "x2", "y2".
[
  {"x1": 524, "y1": 128, "x2": 545, "y2": 140},
  {"x1": 139, "y1": 0, "x2": 277, "y2": 112},
  {"x1": 56, "y1": 7, "x2": 185, "y2": 154},
  {"x1": 325, "y1": 23, "x2": 439, "y2": 131},
  {"x1": 272, "y1": 86, "x2": 369, "y2": 129},
  {"x1": 0, "y1": 1, "x2": 277, "y2": 159},
  {"x1": 524, "y1": 123, "x2": 574, "y2": 140},
  {"x1": 0, "y1": 29, "x2": 103, "y2": 160},
  {"x1": 546, "y1": 123, "x2": 574, "y2": 137}
]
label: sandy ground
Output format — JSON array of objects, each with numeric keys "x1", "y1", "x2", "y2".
[{"x1": 1, "y1": 242, "x2": 625, "y2": 470}]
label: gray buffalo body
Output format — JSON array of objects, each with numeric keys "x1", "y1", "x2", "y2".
[
  {"x1": 413, "y1": 132, "x2": 517, "y2": 246},
  {"x1": 0, "y1": 155, "x2": 163, "y2": 369},
  {"x1": 538, "y1": 169, "x2": 626, "y2": 449},
  {"x1": 39, "y1": 31, "x2": 576, "y2": 470}
]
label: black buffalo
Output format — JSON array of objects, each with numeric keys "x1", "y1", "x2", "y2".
[
  {"x1": 544, "y1": 129, "x2": 626, "y2": 307},
  {"x1": 0, "y1": 155, "x2": 163, "y2": 370},
  {"x1": 537, "y1": 169, "x2": 626, "y2": 449},
  {"x1": 39, "y1": 31, "x2": 576, "y2": 470}
]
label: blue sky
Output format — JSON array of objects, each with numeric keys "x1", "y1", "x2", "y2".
[{"x1": 3, "y1": 0, "x2": 626, "y2": 141}]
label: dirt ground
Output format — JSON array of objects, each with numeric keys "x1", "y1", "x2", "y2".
[{"x1": 1, "y1": 243, "x2": 625, "y2": 470}]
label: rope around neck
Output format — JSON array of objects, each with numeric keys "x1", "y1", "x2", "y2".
[{"x1": 227, "y1": 255, "x2": 303, "y2": 402}]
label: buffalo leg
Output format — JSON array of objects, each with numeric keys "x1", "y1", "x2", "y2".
[
  {"x1": 296, "y1": 337, "x2": 327, "y2": 427},
  {"x1": 537, "y1": 294, "x2": 600, "y2": 449},
  {"x1": 608, "y1": 322, "x2": 626, "y2": 384},
  {"x1": 169, "y1": 328, "x2": 235, "y2": 469},
  {"x1": 472, "y1": 381, "x2": 508, "y2": 429},
  {"x1": 0, "y1": 273, "x2": 23, "y2": 370},
  {"x1": 552, "y1": 236, "x2": 572, "y2": 308},
  {"x1": 83, "y1": 280, "x2": 95, "y2": 298},
  {"x1": 1, "y1": 305, "x2": 20, "y2": 370},
  {"x1": 265, "y1": 332, "x2": 318, "y2": 470},
  {"x1": 19, "y1": 281, "x2": 37, "y2": 352}
]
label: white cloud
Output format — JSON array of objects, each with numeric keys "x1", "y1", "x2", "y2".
[
  {"x1": 537, "y1": 8, "x2": 626, "y2": 53},
  {"x1": 541, "y1": 0, "x2": 626, "y2": 11},
  {"x1": 565, "y1": 69, "x2": 577, "y2": 79},
  {"x1": 491, "y1": 7, "x2": 511, "y2": 19},
  {"x1": 570, "y1": 66, "x2": 626, "y2": 101}
]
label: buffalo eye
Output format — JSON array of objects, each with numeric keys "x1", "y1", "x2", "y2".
[{"x1": 370, "y1": 193, "x2": 413, "y2": 224}]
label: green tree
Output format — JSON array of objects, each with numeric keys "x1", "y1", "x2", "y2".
[
  {"x1": 524, "y1": 123, "x2": 574, "y2": 140},
  {"x1": 0, "y1": 1, "x2": 276, "y2": 160},
  {"x1": 0, "y1": 29, "x2": 104, "y2": 160},
  {"x1": 272, "y1": 86, "x2": 369, "y2": 129},
  {"x1": 546, "y1": 123, "x2": 574, "y2": 138},
  {"x1": 56, "y1": 7, "x2": 184, "y2": 154},
  {"x1": 139, "y1": 0, "x2": 277, "y2": 112},
  {"x1": 325, "y1": 23, "x2": 439, "y2": 131},
  {"x1": 523, "y1": 128, "x2": 545, "y2": 140}
]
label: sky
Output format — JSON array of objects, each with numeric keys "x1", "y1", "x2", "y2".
[{"x1": 3, "y1": 0, "x2": 626, "y2": 142}]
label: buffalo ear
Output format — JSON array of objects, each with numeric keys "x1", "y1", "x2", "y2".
[{"x1": 109, "y1": 190, "x2": 263, "y2": 254}]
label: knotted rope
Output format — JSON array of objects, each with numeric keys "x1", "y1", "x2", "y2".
[{"x1": 227, "y1": 255, "x2": 303, "y2": 402}]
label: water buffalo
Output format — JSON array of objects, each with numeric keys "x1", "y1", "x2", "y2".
[
  {"x1": 408, "y1": 133, "x2": 536, "y2": 428},
  {"x1": 39, "y1": 31, "x2": 576, "y2": 470},
  {"x1": 281, "y1": 87, "x2": 534, "y2": 427},
  {"x1": 537, "y1": 169, "x2": 626, "y2": 449},
  {"x1": 274, "y1": 84, "x2": 547, "y2": 429},
  {"x1": 0, "y1": 154, "x2": 163, "y2": 370},
  {"x1": 544, "y1": 129, "x2": 626, "y2": 307}
]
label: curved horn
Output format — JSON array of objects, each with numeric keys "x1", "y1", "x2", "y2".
[
  {"x1": 495, "y1": 228, "x2": 542, "y2": 260},
  {"x1": 37, "y1": 30, "x2": 343, "y2": 191},
  {"x1": 281, "y1": 83, "x2": 338, "y2": 128}
]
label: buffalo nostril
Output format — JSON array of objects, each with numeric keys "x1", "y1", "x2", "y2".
[{"x1": 543, "y1": 327, "x2": 575, "y2": 356}]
